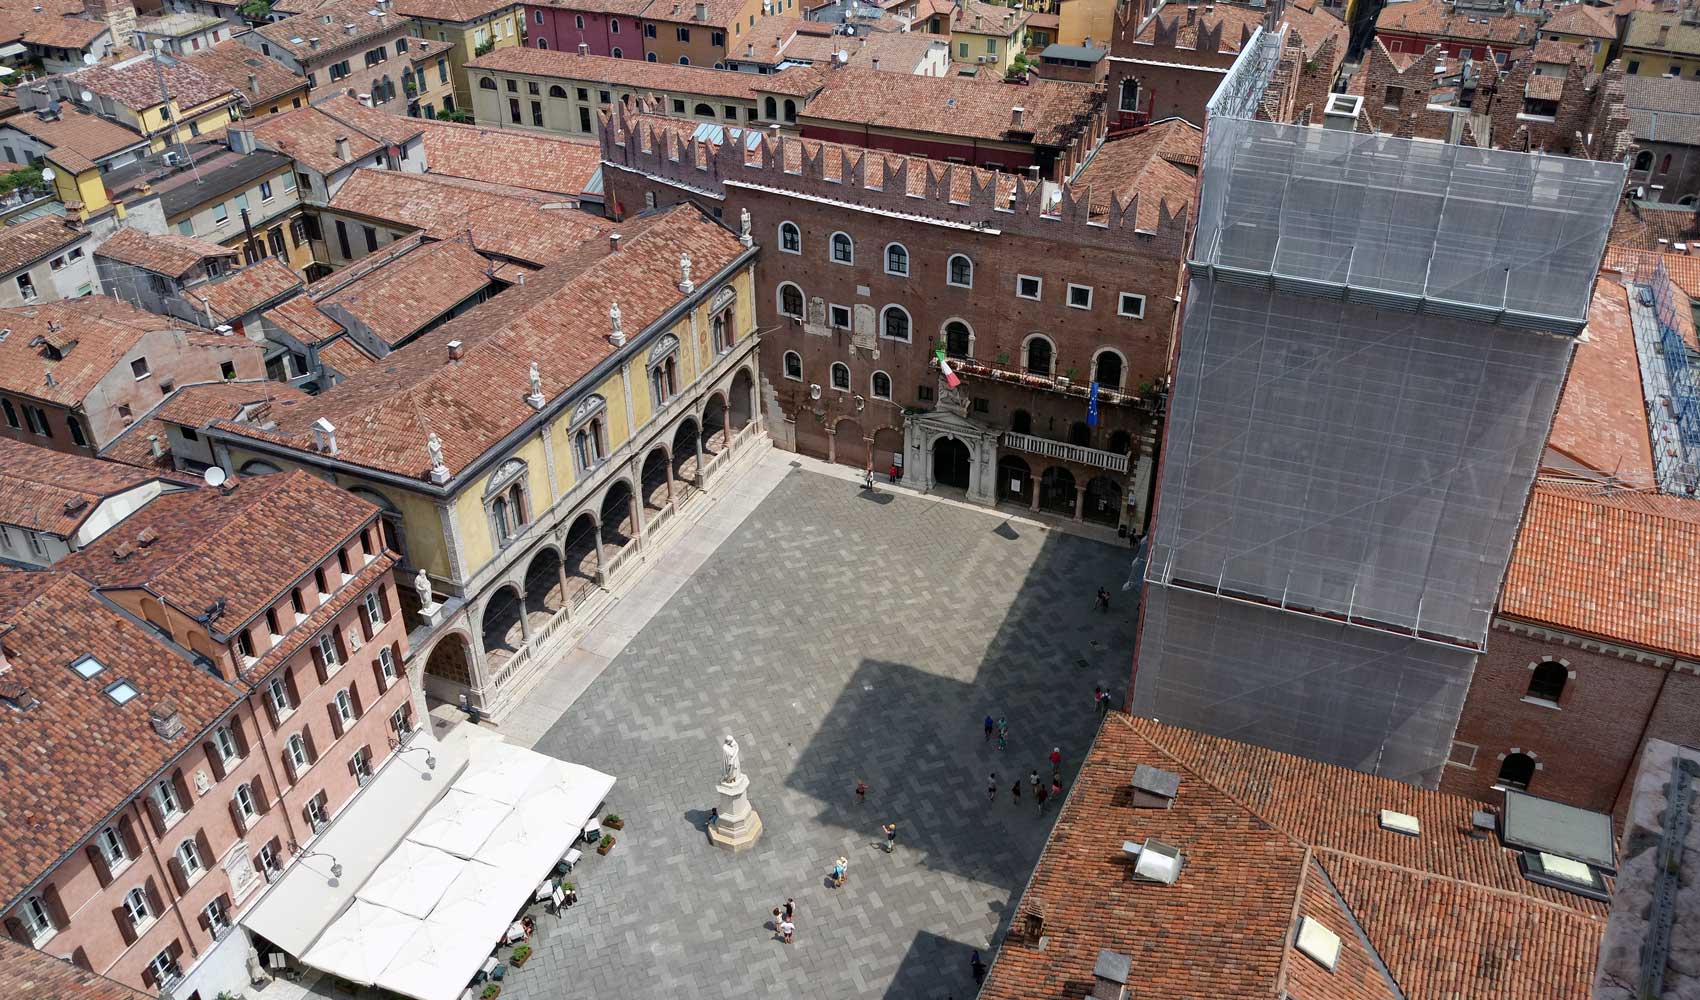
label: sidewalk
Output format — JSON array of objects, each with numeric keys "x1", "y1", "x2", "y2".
[{"x1": 493, "y1": 445, "x2": 1130, "y2": 748}]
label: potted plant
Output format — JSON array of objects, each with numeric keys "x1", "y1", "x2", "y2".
[
  {"x1": 602, "y1": 813, "x2": 624, "y2": 830},
  {"x1": 597, "y1": 834, "x2": 615, "y2": 855},
  {"x1": 481, "y1": 986, "x2": 501, "y2": 1000},
  {"x1": 510, "y1": 945, "x2": 532, "y2": 968}
]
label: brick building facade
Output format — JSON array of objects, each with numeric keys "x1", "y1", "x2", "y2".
[
  {"x1": 600, "y1": 105, "x2": 1196, "y2": 528},
  {"x1": 0, "y1": 472, "x2": 418, "y2": 998}
]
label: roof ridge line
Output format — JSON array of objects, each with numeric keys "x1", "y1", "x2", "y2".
[
  {"x1": 1124, "y1": 717, "x2": 1312, "y2": 852},
  {"x1": 1309, "y1": 846, "x2": 1609, "y2": 921},
  {"x1": 1271, "y1": 845, "x2": 1310, "y2": 998}
]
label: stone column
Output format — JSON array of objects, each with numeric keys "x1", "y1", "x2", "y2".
[
  {"x1": 1073, "y1": 481, "x2": 1086, "y2": 522},
  {"x1": 664, "y1": 457, "x2": 675, "y2": 506},
  {"x1": 1030, "y1": 475, "x2": 1042, "y2": 512},
  {"x1": 465, "y1": 611, "x2": 493, "y2": 707},
  {"x1": 556, "y1": 557, "x2": 572, "y2": 622},
  {"x1": 826, "y1": 425, "x2": 837, "y2": 464},
  {"x1": 627, "y1": 491, "x2": 644, "y2": 545},
  {"x1": 593, "y1": 523, "x2": 608, "y2": 587}
]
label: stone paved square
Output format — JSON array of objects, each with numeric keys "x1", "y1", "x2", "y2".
[{"x1": 509, "y1": 468, "x2": 1139, "y2": 1000}]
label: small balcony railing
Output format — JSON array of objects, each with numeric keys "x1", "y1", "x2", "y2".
[{"x1": 1002, "y1": 431, "x2": 1129, "y2": 473}]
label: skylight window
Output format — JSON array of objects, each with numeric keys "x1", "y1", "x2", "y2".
[
  {"x1": 1131, "y1": 838, "x2": 1184, "y2": 884},
  {"x1": 71, "y1": 655, "x2": 106, "y2": 678},
  {"x1": 1537, "y1": 853, "x2": 1594, "y2": 884},
  {"x1": 1378, "y1": 809, "x2": 1421, "y2": 836},
  {"x1": 1295, "y1": 916, "x2": 1341, "y2": 971},
  {"x1": 104, "y1": 680, "x2": 139, "y2": 705}
]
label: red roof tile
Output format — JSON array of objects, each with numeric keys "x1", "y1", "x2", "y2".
[
  {"x1": 73, "y1": 53, "x2": 238, "y2": 113},
  {"x1": 151, "y1": 378, "x2": 312, "y2": 430},
  {"x1": 800, "y1": 67, "x2": 1100, "y2": 146},
  {"x1": 1, "y1": 107, "x2": 146, "y2": 172},
  {"x1": 1545, "y1": 273, "x2": 1655, "y2": 485},
  {"x1": 1072, "y1": 117, "x2": 1201, "y2": 225},
  {"x1": 0, "y1": 437, "x2": 167, "y2": 536},
  {"x1": 0, "y1": 216, "x2": 87, "y2": 277},
  {"x1": 191, "y1": 258, "x2": 305, "y2": 324},
  {"x1": 1546, "y1": 1, "x2": 1617, "y2": 38},
  {"x1": 1374, "y1": 0, "x2": 1539, "y2": 46},
  {"x1": 248, "y1": 94, "x2": 424, "y2": 176},
  {"x1": 254, "y1": 0, "x2": 410, "y2": 62},
  {"x1": 95, "y1": 228, "x2": 240, "y2": 278},
  {"x1": 318, "y1": 235, "x2": 495, "y2": 347},
  {"x1": 415, "y1": 117, "x2": 602, "y2": 198},
  {"x1": 262, "y1": 291, "x2": 345, "y2": 345},
  {"x1": 316, "y1": 335, "x2": 381, "y2": 373},
  {"x1": 0, "y1": 297, "x2": 227, "y2": 408},
  {"x1": 181, "y1": 40, "x2": 307, "y2": 109},
  {"x1": 0, "y1": 940, "x2": 150, "y2": 1000}
]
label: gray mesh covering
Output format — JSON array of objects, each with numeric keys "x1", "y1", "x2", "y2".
[{"x1": 1131, "y1": 586, "x2": 1477, "y2": 787}]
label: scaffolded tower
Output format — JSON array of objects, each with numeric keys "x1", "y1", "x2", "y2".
[{"x1": 1131, "y1": 28, "x2": 1625, "y2": 787}]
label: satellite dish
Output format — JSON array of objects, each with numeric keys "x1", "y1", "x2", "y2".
[
  {"x1": 82, "y1": 52, "x2": 97, "y2": 64},
  {"x1": 79, "y1": 89, "x2": 93, "y2": 102},
  {"x1": 203, "y1": 466, "x2": 228, "y2": 488},
  {"x1": 39, "y1": 167, "x2": 55, "y2": 182}
]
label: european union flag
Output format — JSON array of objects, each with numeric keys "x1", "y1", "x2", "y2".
[{"x1": 1086, "y1": 381, "x2": 1100, "y2": 427}]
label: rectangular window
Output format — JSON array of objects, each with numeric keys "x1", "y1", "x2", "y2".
[
  {"x1": 527, "y1": 80, "x2": 540, "y2": 95},
  {"x1": 236, "y1": 629, "x2": 256, "y2": 660},
  {"x1": 306, "y1": 792, "x2": 328, "y2": 832},
  {"x1": 98, "y1": 825, "x2": 129, "y2": 867},
  {"x1": 353, "y1": 746, "x2": 374, "y2": 783},
  {"x1": 364, "y1": 591, "x2": 385, "y2": 629},
  {"x1": 437, "y1": 57, "x2": 448, "y2": 84},
  {"x1": 336, "y1": 220, "x2": 351, "y2": 258},
  {"x1": 291, "y1": 588, "x2": 306, "y2": 616},
  {"x1": 21, "y1": 897, "x2": 52, "y2": 942},
  {"x1": 317, "y1": 632, "x2": 340, "y2": 669},
  {"x1": 711, "y1": 30, "x2": 724, "y2": 46},
  {"x1": 390, "y1": 703, "x2": 413, "y2": 736},
  {"x1": 131, "y1": 356, "x2": 150, "y2": 379},
  {"x1": 917, "y1": 385, "x2": 934, "y2": 401},
  {"x1": 147, "y1": 949, "x2": 178, "y2": 988},
  {"x1": 1117, "y1": 292, "x2": 1146, "y2": 318},
  {"x1": 260, "y1": 179, "x2": 274, "y2": 201},
  {"x1": 257, "y1": 841, "x2": 280, "y2": 879},
  {"x1": 203, "y1": 897, "x2": 229, "y2": 936},
  {"x1": 268, "y1": 228, "x2": 286, "y2": 257},
  {"x1": 509, "y1": 97, "x2": 521, "y2": 123},
  {"x1": 362, "y1": 226, "x2": 378, "y2": 253},
  {"x1": 213, "y1": 724, "x2": 239, "y2": 762},
  {"x1": 958, "y1": 41, "x2": 967, "y2": 58},
  {"x1": 531, "y1": 100, "x2": 543, "y2": 126},
  {"x1": 50, "y1": 255, "x2": 66, "y2": 271},
  {"x1": 267, "y1": 675, "x2": 292, "y2": 715},
  {"x1": 1016, "y1": 274, "x2": 1041, "y2": 300},
  {"x1": 378, "y1": 646, "x2": 397, "y2": 684},
  {"x1": 1448, "y1": 740, "x2": 1478, "y2": 769},
  {"x1": 672, "y1": 98, "x2": 685, "y2": 114},
  {"x1": 177, "y1": 219, "x2": 195, "y2": 236},
  {"x1": 152, "y1": 778, "x2": 182, "y2": 820},
  {"x1": 677, "y1": 26, "x2": 690, "y2": 41},
  {"x1": 577, "y1": 86, "x2": 589, "y2": 101},
  {"x1": 987, "y1": 37, "x2": 996, "y2": 54},
  {"x1": 14, "y1": 273, "x2": 35, "y2": 300},
  {"x1": 646, "y1": 21, "x2": 657, "y2": 37},
  {"x1": 1066, "y1": 283, "x2": 1093, "y2": 310},
  {"x1": 829, "y1": 304, "x2": 850, "y2": 329}
]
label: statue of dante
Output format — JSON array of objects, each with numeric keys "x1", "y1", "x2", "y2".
[{"x1": 721, "y1": 734, "x2": 741, "y2": 784}]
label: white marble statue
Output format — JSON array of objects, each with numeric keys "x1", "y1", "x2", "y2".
[
  {"x1": 414, "y1": 568, "x2": 434, "y2": 609},
  {"x1": 529, "y1": 361, "x2": 543, "y2": 398},
  {"x1": 739, "y1": 207, "x2": 752, "y2": 246},
  {"x1": 680, "y1": 253, "x2": 693, "y2": 288},
  {"x1": 427, "y1": 431, "x2": 446, "y2": 471},
  {"x1": 721, "y1": 734, "x2": 741, "y2": 784},
  {"x1": 609, "y1": 301, "x2": 624, "y2": 336}
]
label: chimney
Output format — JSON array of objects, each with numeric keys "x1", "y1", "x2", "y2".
[
  {"x1": 579, "y1": 41, "x2": 590, "y2": 54},
  {"x1": 147, "y1": 433, "x2": 162, "y2": 457},
  {"x1": 308, "y1": 36, "x2": 320, "y2": 49},
  {"x1": 447, "y1": 339, "x2": 464, "y2": 360},
  {"x1": 136, "y1": 527, "x2": 158, "y2": 547},
  {"x1": 335, "y1": 134, "x2": 351, "y2": 160},
  {"x1": 344, "y1": 21, "x2": 356, "y2": 34},
  {"x1": 312, "y1": 417, "x2": 338, "y2": 455},
  {"x1": 113, "y1": 200, "x2": 128, "y2": 220},
  {"x1": 609, "y1": 232, "x2": 621, "y2": 251},
  {"x1": 871, "y1": 56, "x2": 879, "y2": 70},
  {"x1": 1129, "y1": 764, "x2": 1179, "y2": 809},
  {"x1": 149, "y1": 703, "x2": 186, "y2": 740},
  {"x1": 1091, "y1": 951, "x2": 1132, "y2": 1000},
  {"x1": 1185, "y1": 4, "x2": 1196, "y2": 22},
  {"x1": 200, "y1": 294, "x2": 215, "y2": 328},
  {"x1": 247, "y1": 72, "x2": 259, "y2": 94},
  {"x1": 696, "y1": 0, "x2": 707, "y2": 17},
  {"x1": 1011, "y1": 104, "x2": 1023, "y2": 127}
]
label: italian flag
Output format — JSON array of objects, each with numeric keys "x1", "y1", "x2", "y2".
[{"x1": 936, "y1": 349, "x2": 961, "y2": 388}]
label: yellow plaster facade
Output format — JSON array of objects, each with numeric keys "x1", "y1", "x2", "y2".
[
  {"x1": 1057, "y1": 0, "x2": 1115, "y2": 48},
  {"x1": 416, "y1": 5, "x2": 526, "y2": 111}
]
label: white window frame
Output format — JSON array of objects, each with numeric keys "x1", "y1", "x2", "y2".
[
  {"x1": 1117, "y1": 292, "x2": 1146, "y2": 319},
  {"x1": 1016, "y1": 274, "x2": 1042, "y2": 300},
  {"x1": 317, "y1": 632, "x2": 340, "y2": 671},
  {"x1": 286, "y1": 733, "x2": 310, "y2": 776},
  {"x1": 97, "y1": 825, "x2": 129, "y2": 870},
  {"x1": 203, "y1": 896, "x2": 229, "y2": 936},
  {"x1": 829, "y1": 303, "x2": 851, "y2": 330},
  {"x1": 335, "y1": 689, "x2": 356, "y2": 726},
  {"x1": 378, "y1": 646, "x2": 397, "y2": 684},
  {"x1": 870, "y1": 370, "x2": 892, "y2": 400},
  {"x1": 1022, "y1": 333, "x2": 1056, "y2": 375},
  {"x1": 829, "y1": 362, "x2": 851, "y2": 392},
  {"x1": 390, "y1": 704, "x2": 412, "y2": 736},
  {"x1": 778, "y1": 221, "x2": 801, "y2": 255},
  {"x1": 879, "y1": 304, "x2": 912, "y2": 342},
  {"x1": 829, "y1": 231, "x2": 853, "y2": 265},
  {"x1": 782, "y1": 350, "x2": 803, "y2": 382},
  {"x1": 176, "y1": 838, "x2": 204, "y2": 881},
  {"x1": 235, "y1": 782, "x2": 258, "y2": 822},
  {"x1": 306, "y1": 793, "x2": 329, "y2": 832},
  {"x1": 147, "y1": 948, "x2": 178, "y2": 987},
  {"x1": 883, "y1": 242, "x2": 909, "y2": 276},
  {"x1": 20, "y1": 895, "x2": 53, "y2": 943},
  {"x1": 353, "y1": 745, "x2": 374, "y2": 783},
  {"x1": 123, "y1": 887, "x2": 152, "y2": 930},
  {"x1": 152, "y1": 778, "x2": 182, "y2": 822},
  {"x1": 257, "y1": 841, "x2": 280, "y2": 879},
  {"x1": 363, "y1": 591, "x2": 384, "y2": 630},
  {"x1": 213, "y1": 724, "x2": 239, "y2": 764},
  {"x1": 776, "y1": 281, "x2": 804, "y2": 319},
  {"x1": 947, "y1": 253, "x2": 973, "y2": 288},
  {"x1": 1066, "y1": 283, "x2": 1093, "y2": 310},
  {"x1": 267, "y1": 675, "x2": 292, "y2": 716}
]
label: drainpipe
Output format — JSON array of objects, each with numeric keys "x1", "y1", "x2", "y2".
[{"x1": 129, "y1": 800, "x2": 201, "y2": 963}]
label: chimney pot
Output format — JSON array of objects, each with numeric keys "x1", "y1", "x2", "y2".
[
  {"x1": 579, "y1": 41, "x2": 589, "y2": 54},
  {"x1": 335, "y1": 133, "x2": 351, "y2": 160},
  {"x1": 149, "y1": 703, "x2": 185, "y2": 740},
  {"x1": 696, "y1": 0, "x2": 707, "y2": 17},
  {"x1": 448, "y1": 339, "x2": 465, "y2": 360},
  {"x1": 147, "y1": 433, "x2": 162, "y2": 457},
  {"x1": 308, "y1": 36, "x2": 320, "y2": 48},
  {"x1": 1011, "y1": 104, "x2": 1024, "y2": 127},
  {"x1": 248, "y1": 72, "x2": 259, "y2": 94},
  {"x1": 609, "y1": 232, "x2": 622, "y2": 251}
]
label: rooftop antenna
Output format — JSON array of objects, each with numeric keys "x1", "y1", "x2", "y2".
[{"x1": 151, "y1": 40, "x2": 202, "y2": 183}]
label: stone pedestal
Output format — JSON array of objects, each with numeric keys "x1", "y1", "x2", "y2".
[{"x1": 707, "y1": 773, "x2": 762, "y2": 852}]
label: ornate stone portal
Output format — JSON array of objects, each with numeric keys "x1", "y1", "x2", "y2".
[
  {"x1": 902, "y1": 375, "x2": 1000, "y2": 505},
  {"x1": 707, "y1": 734, "x2": 763, "y2": 852}
]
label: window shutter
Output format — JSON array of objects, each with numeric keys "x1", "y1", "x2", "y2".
[
  {"x1": 230, "y1": 715, "x2": 250, "y2": 757},
  {"x1": 204, "y1": 741, "x2": 227, "y2": 782},
  {"x1": 172, "y1": 768, "x2": 192, "y2": 808},
  {"x1": 4, "y1": 917, "x2": 30, "y2": 946},
  {"x1": 328, "y1": 701, "x2": 345, "y2": 738},
  {"x1": 145, "y1": 794, "x2": 168, "y2": 837},
  {"x1": 41, "y1": 886, "x2": 69, "y2": 929},
  {"x1": 197, "y1": 906, "x2": 212, "y2": 931},
  {"x1": 372, "y1": 658, "x2": 388, "y2": 693},
  {"x1": 118, "y1": 815, "x2": 141, "y2": 858},
  {"x1": 112, "y1": 906, "x2": 138, "y2": 945},
  {"x1": 311, "y1": 642, "x2": 329, "y2": 683},
  {"x1": 168, "y1": 939, "x2": 184, "y2": 963},
  {"x1": 359, "y1": 607, "x2": 374, "y2": 642},
  {"x1": 195, "y1": 829, "x2": 213, "y2": 866},
  {"x1": 86, "y1": 844, "x2": 114, "y2": 887},
  {"x1": 168, "y1": 855, "x2": 190, "y2": 894},
  {"x1": 378, "y1": 584, "x2": 393, "y2": 620},
  {"x1": 228, "y1": 796, "x2": 247, "y2": 834},
  {"x1": 336, "y1": 628, "x2": 351, "y2": 660},
  {"x1": 304, "y1": 726, "x2": 319, "y2": 764},
  {"x1": 262, "y1": 688, "x2": 281, "y2": 728},
  {"x1": 253, "y1": 780, "x2": 271, "y2": 814},
  {"x1": 282, "y1": 746, "x2": 297, "y2": 783},
  {"x1": 144, "y1": 877, "x2": 164, "y2": 916},
  {"x1": 347, "y1": 753, "x2": 359, "y2": 778},
  {"x1": 349, "y1": 683, "x2": 364, "y2": 718},
  {"x1": 285, "y1": 666, "x2": 302, "y2": 706}
]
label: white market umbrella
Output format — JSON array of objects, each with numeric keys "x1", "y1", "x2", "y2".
[
  {"x1": 408, "y1": 789, "x2": 511, "y2": 859},
  {"x1": 377, "y1": 917, "x2": 497, "y2": 1000},
  {"x1": 432, "y1": 859, "x2": 535, "y2": 933},
  {"x1": 474, "y1": 798, "x2": 560, "y2": 868},
  {"x1": 301, "y1": 899, "x2": 420, "y2": 985},
  {"x1": 518, "y1": 760, "x2": 616, "y2": 835},
  {"x1": 451, "y1": 740, "x2": 551, "y2": 806},
  {"x1": 356, "y1": 840, "x2": 466, "y2": 918}
]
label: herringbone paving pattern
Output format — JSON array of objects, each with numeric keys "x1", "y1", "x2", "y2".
[{"x1": 509, "y1": 468, "x2": 1138, "y2": 1000}]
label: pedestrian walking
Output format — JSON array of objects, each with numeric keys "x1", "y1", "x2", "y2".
[
  {"x1": 1051, "y1": 779, "x2": 1063, "y2": 801},
  {"x1": 883, "y1": 822, "x2": 898, "y2": 853},
  {"x1": 997, "y1": 717, "x2": 1009, "y2": 751},
  {"x1": 1011, "y1": 780, "x2": 1021, "y2": 804},
  {"x1": 983, "y1": 714, "x2": 995, "y2": 742},
  {"x1": 1096, "y1": 587, "x2": 1111, "y2": 612},
  {"x1": 970, "y1": 950, "x2": 987, "y2": 983},
  {"x1": 987, "y1": 772, "x2": 998, "y2": 802},
  {"x1": 1049, "y1": 747, "x2": 1062, "y2": 770},
  {"x1": 831, "y1": 856, "x2": 848, "y2": 888},
  {"x1": 1097, "y1": 689, "x2": 1112, "y2": 716},
  {"x1": 783, "y1": 898, "x2": 796, "y2": 922},
  {"x1": 1036, "y1": 782, "x2": 1049, "y2": 814},
  {"x1": 1028, "y1": 769, "x2": 1040, "y2": 793},
  {"x1": 863, "y1": 467, "x2": 875, "y2": 491},
  {"x1": 889, "y1": 462, "x2": 901, "y2": 485},
  {"x1": 855, "y1": 778, "x2": 868, "y2": 804},
  {"x1": 780, "y1": 918, "x2": 796, "y2": 944},
  {"x1": 1092, "y1": 684, "x2": 1103, "y2": 714}
]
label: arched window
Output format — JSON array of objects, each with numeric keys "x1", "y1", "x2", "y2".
[
  {"x1": 485, "y1": 458, "x2": 529, "y2": 545},
  {"x1": 830, "y1": 231, "x2": 853, "y2": 264},
  {"x1": 711, "y1": 301, "x2": 734, "y2": 353},
  {"x1": 1660, "y1": 153, "x2": 1673, "y2": 173},
  {"x1": 765, "y1": 96, "x2": 777, "y2": 119},
  {"x1": 1094, "y1": 349, "x2": 1124, "y2": 389},
  {"x1": 239, "y1": 459, "x2": 282, "y2": 476},
  {"x1": 537, "y1": 36, "x2": 548, "y2": 48},
  {"x1": 830, "y1": 362, "x2": 850, "y2": 391},
  {"x1": 1633, "y1": 150, "x2": 1653, "y2": 171},
  {"x1": 611, "y1": 46, "x2": 622, "y2": 57},
  {"x1": 871, "y1": 370, "x2": 891, "y2": 399},
  {"x1": 1011, "y1": 409, "x2": 1032, "y2": 434},
  {"x1": 777, "y1": 282, "x2": 804, "y2": 318},
  {"x1": 884, "y1": 242, "x2": 909, "y2": 275},
  {"x1": 611, "y1": 18, "x2": 621, "y2": 31},
  {"x1": 479, "y1": 76, "x2": 497, "y2": 89},
  {"x1": 679, "y1": 56, "x2": 690, "y2": 65},
  {"x1": 644, "y1": 190, "x2": 657, "y2": 209},
  {"x1": 1108, "y1": 429, "x2": 1131, "y2": 454},
  {"x1": 778, "y1": 221, "x2": 801, "y2": 254},
  {"x1": 783, "y1": 98, "x2": 796, "y2": 122},
  {"x1": 549, "y1": 84, "x2": 567, "y2": 97},
  {"x1": 783, "y1": 350, "x2": 802, "y2": 380},
  {"x1": 1024, "y1": 335, "x2": 1053, "y2": 375},
  {"x1": 947, "y1": 253, "x2": 972, "y2": 287},
  {"x1": 1118, "y1": 77, "x2": 1140, "y2": 113},
  {"x1": 943, "y1": 320, "x2": 971, "y2": 358},
  {"x1": 881, "y1": 305, "x2": 911, "y2": 342},
  {"x1": 1498, "y1": 752, "x2": 1535, "y2": 790},
  {"x1": 694, "y1": 102, "x2": 714, "y2": 116},
  {"x1": 574, "y1": 13, "x2": 584, "y2": 26},
  {"x1": 647, "y1": 52, "x2": 657, "y2": 61},
  {"x1": 574, "y1": 418, "x2": 605, "y2": 471},
  {"x1": 1527, "y1": 661, "x2": 1567, "y2": 703}
]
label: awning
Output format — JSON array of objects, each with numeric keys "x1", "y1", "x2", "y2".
[
  {"x1": 299, "y1": 899, "x2": 417, "y2": 985},
  {"x1": 355, "y1": 840, "x2": 466, "y2": 918},
  {"x1": 380, "y1": 918, "x2": 499, "y2": 1000},
  {"x1": 408, "y1": 788, "x2": 510, "y2": 859},
  {"x1": 451, "y1": 739, "x2": 550, "y2": 805},
  {"x1": 241, "y1": 729, "x2": 468, "y2": 955}
]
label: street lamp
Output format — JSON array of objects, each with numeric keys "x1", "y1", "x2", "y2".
[
  {"x1": 288, "y1": 844, "x2": 343, "y2": 879},
  {"x1": 388, "y1": 737, "x2": 437, "y2": 770}
]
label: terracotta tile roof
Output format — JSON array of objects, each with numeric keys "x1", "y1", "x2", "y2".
[
  {"x1": 1, "y1": 108, "x2": 147, "y2": 171},
  {"x1": 726, "y1": 16, "x2": 819, "y2": 63},
  {"x1": 150, "y1": 378, "x2": 312, "y2": 431},
  {"x1": 182, "y1": 40, "x2": 307, "y2": 109},
  {"x1": 317, "y1": 335, "x2": 381, "y2": 373},
  {"x1": 0, "y1": 297, "x2": 206, "y2": 408},
  {"x1": 751, "y1": 65, "x2": 828, "y2": 96},
  {"x1": 415, "y1": 118, "x2": 602, "y2": 197},
  {"x1": 0, "y1": 940, "x2": 151, "y2": 1000},
  {"x1": 388, "y1": 0, "x2": 521, "y2": 21},
  {"x1": 248, "y1": 94, "x2": 425, "y2": 175},
  {"x1": 526, "y1": 0, "x2": 651, "y2": 14},
  {"x1": 1544, "y1": 273, "x2": 1655, "y2": 485},
  {"x1": 255, "y1": 0, "x2": 410, "y2": 62},
  {"x1": 262, "y1": 291, "x2": 345, "y2": 345},
  {"x1": 1525, "y1": 72, "x2": 1566, "y2": 99},
  {"x1": 1502, "y1": 479, "x2": 1700, "y2": 656},
  {"x1": 1134, "y1": 0, "x2": 1261, "y2": 50},
  {"x1": 1545, "y1": 1, "x2": 1617, "y2": 38},
  {"x1": 1610, "y1": 201, "x2": 1700, "y2": 252},
  {"x1": 74, "y1": 54, "x2": 238, "y2": 113},
  {"x1": 0, "y1": 569, "x2": 243, "y2": 906},
  {"x1": 319, "y1": 235, "x2": 495, "y2": 347},
  {"x1": 95, "y1": 227, "x2": 240, "y2": 278},
  {"x1": 640, "y1": 0, "x2": 748, "y2": 27},
  {"x1": 1605, "y1": 244, "x2": 1700, "y2": 300},
  {"x1": 0, "y1": 437, "x2": 164, "y2": 536},
  {"x1": 950, "y1": 0, "x2": 1028, "y2": 34},
  {"x1": 1623, "y1": 75, "x2": 1700, "y2": 146},
  {"x1": 212, "y1": 204, "x2": 743, "y2": 478},
  {"x1": 64, "y1": 469, "x2": 378, "y2": 628},
  {"x1": 5, "y1": 8, "x2": 110, "y2": 50},
  {"x1": 96, "y1": 415, "x2": 178, "y2": 472},
  {"x1": 1374, "y1": 0, "x2": 1539, "y2": 47},
  {"x1": 1624, "y1": 9, "x2": 1700, "y2": 57},
  {"x1": 1532, "y1": 36, "x2": 1592, "y2": 63},
  {"x1": 238, "y1": 550, "x2": 392, "y2": 682},
  {"x1": 1073, "y1": 117, "x2": 1200, "y2": 225},
  {"x1": 801, "y1": 67, "x2": 1100, "y2": 145},
  {"x1": 0, "y1": 216, "x2": 87, "y2": 277},
  {"x1": 466, "y1": 47, "x2": 764, "y2": 100},
  {"x1": 191, "y1": 258, "x2": 305, "y2": 324},
  {"x1": 327, "y1": 168, "x2": 613, "y2": 265},
  {"x1": 981, "y1": 714, "x2": 1607, "y2": 1000}
]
